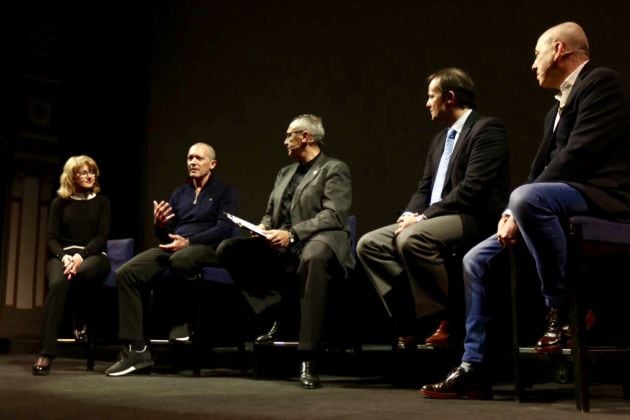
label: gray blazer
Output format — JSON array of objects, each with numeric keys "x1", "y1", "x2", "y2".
[{"x1": 260, "y1": 153, "x2": 354, "y2": 269}]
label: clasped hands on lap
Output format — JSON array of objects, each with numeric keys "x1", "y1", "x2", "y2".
[{"x1": 61, "y1": 254, "x2": 84, "y2": 280}]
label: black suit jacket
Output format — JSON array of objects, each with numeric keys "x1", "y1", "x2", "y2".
[
  {"x1": 405, "y1": 110, "x2": 510, "y2": 232},
  {"x1": 529, "y1": 62, "x2": 630, "y2": 219}
]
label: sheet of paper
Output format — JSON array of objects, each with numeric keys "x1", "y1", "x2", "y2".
[{"x1": 224, "y1": 212, "x2": 267, "y2": 237}]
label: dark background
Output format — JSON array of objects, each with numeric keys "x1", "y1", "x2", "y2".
[
  {"x1": 1, "y1": 1, "x2": 629, "y2": 341},
  {"x1": 5, "y1": 1, "x2": 630, "y2": 247}
]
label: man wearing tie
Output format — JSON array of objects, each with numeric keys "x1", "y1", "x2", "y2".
[
  {"x1": 357, "y1": 68, "x2": 510, "y2": 349},
  {"x1": 421, "y1": 22, "x2": 630, "y2": 399}
]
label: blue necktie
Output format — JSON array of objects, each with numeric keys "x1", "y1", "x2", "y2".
[{"x1": 430, "y1": 128, "x2": 457, "y2": 204}]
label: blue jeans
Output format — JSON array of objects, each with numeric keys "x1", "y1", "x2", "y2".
[{"x1": 462, "y1": 182, "x2": 589, "y2": 364}]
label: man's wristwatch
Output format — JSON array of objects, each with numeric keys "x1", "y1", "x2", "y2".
[{"x1": 287, "y1": 229, "x2": 295, "y2": 244}]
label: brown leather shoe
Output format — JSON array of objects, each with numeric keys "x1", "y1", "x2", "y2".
[
  {"x1": 425, "y1": 320, "x2": 449, "y2": 345},
  {"x1": 396, "y1": 335, "x2": 417, "y2": 350},
  {"x1": 32, "y1": 356, "x2": 51, "y2": 376},
  {"x1": 535, "y1": 308, "x2": 568, "y2": 353},
  {"x1": 420, "y1": 366, "x2": 492, "y2": 399}
]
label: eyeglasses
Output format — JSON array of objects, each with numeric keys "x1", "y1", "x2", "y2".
[
  {"x1": 76, "y1": 170, "x2": 96, "y2": 178},
  {"x1": 285, "y1": 130, "x2": 305, "y2": 139}
]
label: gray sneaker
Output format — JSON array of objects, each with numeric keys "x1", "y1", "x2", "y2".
[
  {"x1": 169, "y1": 323, "x2": 190, "y2": 342},
  {"x1": 105, "y1": 346, "x2": 154, "y2": 376}
]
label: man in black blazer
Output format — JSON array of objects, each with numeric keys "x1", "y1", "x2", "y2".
[
  {"x1": 357, "y1": 68, "x2": 510, "y2": 348},
  {"x1": 217, "y1": 114, "x2": 353, "y2": 389},
  {"x1": 422, "y1": 22, "x2": 630, "y2": 399}
]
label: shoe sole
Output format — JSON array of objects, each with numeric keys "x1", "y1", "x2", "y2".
[
  {"x1": 32, "y1": 369, "x2": 50, "y2": 376},
  {"x1": 106, "y1": 361, "x2": 154, "y2": 377},
  {"x1": 419, "y1": 389, "x2": 492, "y2": 400},
  {"x1": 534, "y1": 344, "x2": 563, "y2": 353},
  {"x1": 425, "y1": 340, "x2": 449, "y2": 346}
]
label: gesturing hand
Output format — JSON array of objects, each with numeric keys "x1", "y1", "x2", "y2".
[
  {"x1": 158, "y1": 234, "x2": 188, "y2": 252},
  {"x1": 153, "y1": 200, "x2": 175, "y2": 228}
]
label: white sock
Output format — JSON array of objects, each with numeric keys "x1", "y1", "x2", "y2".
[{"x1": 460, "y1": 361, "x2": 473, "y2": 372}]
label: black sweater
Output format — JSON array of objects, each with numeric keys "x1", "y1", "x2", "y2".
[{"x1": 47, "y1": 194, "x2": 111, "y2": 260}]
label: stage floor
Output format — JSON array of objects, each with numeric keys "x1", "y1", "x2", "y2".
[{"x1": 1, "y1": 351, "x2": 628, "y2": 419}]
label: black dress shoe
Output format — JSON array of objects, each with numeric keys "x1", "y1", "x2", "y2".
[
  {"x1": 535, "y1": 308, "x2": 568, "y2": 353},
  {"x1": 299, "y1": 361, "x2": 321, "y2": 389},
  {"x1": 255, "y1": 321, "x2": 278, "y2": 344},
  {"x1": 32, "y1": 356, "x2": 51, "y2": 376},
  {"x1": 73, "y1": 326, "x2": 88, "y2": 343},
  {"x1": 420, "y1": 366, "x2": 492, "y2": 399}
]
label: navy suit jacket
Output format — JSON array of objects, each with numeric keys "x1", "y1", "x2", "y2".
[
  {"x1": 529, "y1": 62, "x2": 630, "y2": 219},
  {"x1": 405, "y1": 110, "x2": 510, "y2": 233}
]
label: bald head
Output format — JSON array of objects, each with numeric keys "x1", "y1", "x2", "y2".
[
  {"x1": 532, "y1": 22, "x2": 590, "y2": 89},
  {"x1": 539, "y1": 22, "x2": 589, "y2": 58},
  {"x1": 190, "y1": 142, "x2": 216, "y2": 160}
]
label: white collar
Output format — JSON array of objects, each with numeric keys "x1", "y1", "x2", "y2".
[
  {"x1": 70, "y1": 192, "x2": 96, "y2": 201},
  {"x1": 554, "y1": 60, "x2": 589, "y2": 108},
  {"x1": 449, "y1": 109, "x2": 473, "y2": 134}
]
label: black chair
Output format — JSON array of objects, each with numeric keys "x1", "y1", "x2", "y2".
[
  {"x1": 512, "y1": 216, "x2": 630, "y2": 412},
  {"x1": 58, "y1": 238, "x2": 135, "y2": 371}
]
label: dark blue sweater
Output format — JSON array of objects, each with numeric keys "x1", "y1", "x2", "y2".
[{"x1": 156, "y1": 175, "x2": 238, "y2": 247}]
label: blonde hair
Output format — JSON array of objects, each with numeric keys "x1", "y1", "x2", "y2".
[{"x1": 57, "y1": 155, "x2": 101, "y2": 198}]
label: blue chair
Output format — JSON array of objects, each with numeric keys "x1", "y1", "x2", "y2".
[{"x1": 512, "y1": 217, "x2": 630, "y2": 412}]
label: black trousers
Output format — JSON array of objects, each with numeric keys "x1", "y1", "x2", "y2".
[
  {"x1": 217, "y1": 237, "x2": 343, "y2": 351},
  {"x1": 116, "y1": 245, "x2": 219, "y2": 342},
  {"x1": 40, "y1": 255, "x2": 111, "y2": 357}
]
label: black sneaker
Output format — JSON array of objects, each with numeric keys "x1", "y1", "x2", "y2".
[
  {"x1": 105, "y1": 346, "x2": 154, "y2": 376},
  {"x1": 169, "y1": 323, "x2": 190, "y2": 342}
]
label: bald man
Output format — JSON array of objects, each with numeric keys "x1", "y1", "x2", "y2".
[
  {"x1": 421, "y1": 22, "x2": 630, "y2": 399},
  {"x1": 106, "y1": 142, "x2": 238, "y2": 377}
]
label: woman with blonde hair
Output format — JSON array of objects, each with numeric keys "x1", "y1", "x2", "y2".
[{"x1": 33, "y1": 155, "x2": 111, "y2": 375}]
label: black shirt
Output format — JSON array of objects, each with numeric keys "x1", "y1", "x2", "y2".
[{"x1": 277, "y1": 153, "x2": 321, "y2": 229}]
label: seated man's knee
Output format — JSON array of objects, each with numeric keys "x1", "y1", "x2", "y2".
[
  {"x1": 216, "y1": 237, "x2": 239, "y2": 262},
  {"x1": 168, "y1": 252, "x2": 197, "y2": 278},
  {"x1": 395, "y1": 228, "x2": 430, "y2": 257},
  {"x1": 116, "y1": 263, "x2": 137, "y2": 287},
  {"x1": 299, "y1": 243, "x2": 333, "y2": 273},
  {"x1": 462, "y1": 248, "x2": 479, "y2": 275},
  {"x1": 356, "y1": 233, "x2": 374, "y2": 257},
  {"x1": 509, "y1": 184, "x2": 540, "y2": 217}
]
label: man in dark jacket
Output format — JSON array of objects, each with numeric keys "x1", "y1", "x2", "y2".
[
  {"x1": 106, "y1": 142, "x2": 237, "y2": 377},
  {"x1": 421, "y1": 21, "x2": 630, "y2": 400},
  {"x1": 357, "y1": 68, "x2": 510, "y2": 348},
  {"x1": 217, "y1": 114, "x2": 353, "y2": 389}
]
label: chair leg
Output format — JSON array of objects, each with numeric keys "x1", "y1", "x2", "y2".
[
  {"x1": 570, "y1": 288, "x2": 589, "y2": 412},
  {"x1": 510, "y1": 249, "x2": 526, "y2": 401},
  {"x1": 86, "y1": 310, "x2": 96, "y2": 371},
  {"x1": 192, "y1": 273, "x2": 204, "y2": 377}
]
